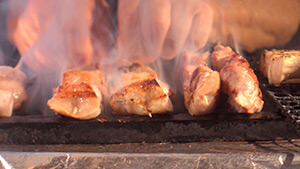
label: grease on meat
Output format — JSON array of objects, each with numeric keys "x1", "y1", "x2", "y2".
[
  {"x1": 260, "y1": 49, "x2": 300, "y2": 86},
  {"x1": 47, "y1": 68, "x2": 106, "y2": 120},
  {"x1": 0, "y1": 66, "x2": 27, "y2": 117},
  {"x1": 183, "y1": 52, "x2": 220, "y2": 115},
  {"x1": 110, "y1": 63, "x2": 174, "y2": 116},
  {"x1": 211, "y1": 45, "x2": 264, "y2": 114}
]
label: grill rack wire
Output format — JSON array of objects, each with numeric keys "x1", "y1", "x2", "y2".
[{"x1": 249, "y1": 55, "x2": 300, "y2": 129}]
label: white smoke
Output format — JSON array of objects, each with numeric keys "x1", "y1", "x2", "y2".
[{"x1": 0, "y1": 0, "x2": 18, "y2": 66}]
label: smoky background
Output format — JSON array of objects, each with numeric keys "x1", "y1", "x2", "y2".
[{"x1": 0, "y1": 0, "x2": 20, "y2": 67}]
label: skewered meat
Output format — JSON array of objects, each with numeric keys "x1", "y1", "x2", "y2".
[
  {"x1": 47, "y1": 67, "x2": 106, "y2": 120},
  {"x1": 0, "y1": 66, "x2": 27, "y2": 117},
  {"x1": 210, "y1": 45, "x2": 235, "y2": 71},
  {"x1": 211, "y1": 45, "x2": 264, "y2": 114},
  {"x1": 183, "y1": 52, "x2": 220, "y2": 115},
  {"x1": 260, "y1": 49, "x2": 300, "y2": 86},
  {"x1": 0, "y1": 90, "x2": 14, "y2": 117},
  {"x1": 110, "y1": 63, "x2": 174, "y2": 116}
]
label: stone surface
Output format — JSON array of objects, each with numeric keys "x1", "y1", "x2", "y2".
[
  {"x1": 1, "y1": 140, "x2": 300, "y2": 168},
  {"x1": 0, "y1": 152, "x2": 290, "y2": 169},
  {"x1": 0, "y1": 93, "x2": 298, "y2": 145}
]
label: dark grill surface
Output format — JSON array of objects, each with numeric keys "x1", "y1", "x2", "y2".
[
  {"x1": 0, "y1": 53, "x2": 298, "y2": 145},
  {"x1": 262, "y1": 83, "x2": 300, "y2": 126},
  {"x1": 249, "y1": 55, "x2": 300, "y2": 129}
]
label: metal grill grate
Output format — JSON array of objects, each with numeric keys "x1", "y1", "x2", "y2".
[
  {"x1": 0, "y1": 53, "x2": 298, "y2": 145},
  {"x1": 263, "y1": 84, "x2": 300, "y2": 123},
  {"x1": 249, "y1": 54, "x2": 300, "y2": 128}
]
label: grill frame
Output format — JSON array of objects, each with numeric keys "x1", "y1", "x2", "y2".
[
  {"x1": 249, "y1": 54, "x2": 300, "y2": 130},
  {"x1": 260, "y1": 81, "x2": 300, "y2": 128},
  {"x1": 0, "y1": 53, "x2": 299, "y2": 145}
]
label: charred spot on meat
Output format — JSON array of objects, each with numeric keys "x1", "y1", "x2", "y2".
[
  {"x1": 47, "y1": 67, "x2": 106, "y2": 120},
  {"x1": 260, "y1": 49, "x2": 300, "y2": 86},
  {"x1": 110, "y1": 63, "x2": 174, "y2": 116},
  {"x1": 211, "y1": 45, "x2": 264, "y2": 114},
  {"x1": 183, "y1": 52, "x2": 221, "y2": 115}
]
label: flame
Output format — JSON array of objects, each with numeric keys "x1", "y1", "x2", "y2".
[
  {"x1": 7, "y1": 0, "x2": 101, "y2": 72},
  {"x1": 6, "y1": 0, "x2": 300, "y2": 72},
  {"x1": 91, "y1": 0, "x2": 114, "y2": 63},
  {"x1": 116, "y1": 0, "x2": 300, "y2": 64},
  {"x1": 116, "y1": 0, "x2": 213, "y2": 63},
  {"x1": 7, "y1": 0, "x2": 56, "y2": 55},
  {"x1": 2, "y1": 0, "x2": 300, "y2": 116}
]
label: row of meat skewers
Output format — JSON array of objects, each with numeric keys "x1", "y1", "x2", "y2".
[
  {"x1": 0, "y1": 45, "x2": 265, "y2": 119},
  {"x1": 47, "y1": 45, "x2": 264, "y2": 119},
  {"x1": 184, "y1": 45, "x2": 263, "y2": 115}
]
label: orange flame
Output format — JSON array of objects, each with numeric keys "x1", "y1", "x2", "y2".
[
  {"x1": 7, "y1": 0, "x2": 56, "y2": 55},
  {"x1": 7, "y1": 0, "x2": 111, "y2": 72},
  {"x1": 116, "y1": 0, "x2": 213, "y2": 63},
  {"x1": 7, "y1": 0, "x2": 300, "y2": 73}
]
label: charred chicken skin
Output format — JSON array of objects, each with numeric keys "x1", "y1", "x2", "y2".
[
  {"x1": 183, "y1": 52, "x2": 220, "y2": 115},
  {"x1": 110, "y1": 63, "x2": 174, "y2": 116},
  {"x1": 211, "y1": 45, "x2": 264, "y2": 114},
  {"x1": 47, "y1": 67, "x2": 106, "y2": 120}
]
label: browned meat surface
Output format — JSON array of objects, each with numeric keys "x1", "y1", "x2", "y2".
[
  {"x1": 0, "y1": 66, "x2": 27, "y2": 117},
  {"x1": 260, "y1": 49, "x2": 300, "y2": 86},
  {"x1": 210, "y1": 45, "x2": 235, "y2": 71},
  {"x1": 47, "y1": 67, "x2": 106, "y2": 120},
  {"x1": 110, "y1": 63, "x2": 173, "y2": 116},
  {"x1": 0, "y1": 90, "x2": 14, "y2": 117},
  {"x1": 211, "y1": 45, "x2": 264, "y2": 114},
  {"x1": 183, "y1": 52, "x2": 220, "y2": 115}
]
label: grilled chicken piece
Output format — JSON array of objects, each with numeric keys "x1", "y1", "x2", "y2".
[
  {"x1": 110, "y1": 63, "x2": 174, "y2": 116},
  {"x1": 183, "y1": 52, "x2": 220, "y2": 115},
  {"x1": 47, "y1": 68, "x2": 106, "y2": 120},
  {"x1": 0, "y1": 66, "x2": 27, "y2": 117},
  {"x1": 211, "y1": 45, "x2": 264, "y2": 114},
  {"x1": 210, "y1": 45, "x2": 236, "y2": 71},
  {"x1": 260, "y1": 49, "x2": 300, "y2": 86},
  {"x1": 0, "y1": 90, "x2": 14, "y2": 117}
]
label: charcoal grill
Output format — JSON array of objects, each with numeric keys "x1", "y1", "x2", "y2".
[
  {"x1": 249, "y1": 54, "x2": 300, "y2": 130},
  {"x1": 262, "y1": 83, "x2": 300, "y2": 126},
  {"x1": 0, "y1": 53, "x2": 298, "y2": 145}
]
